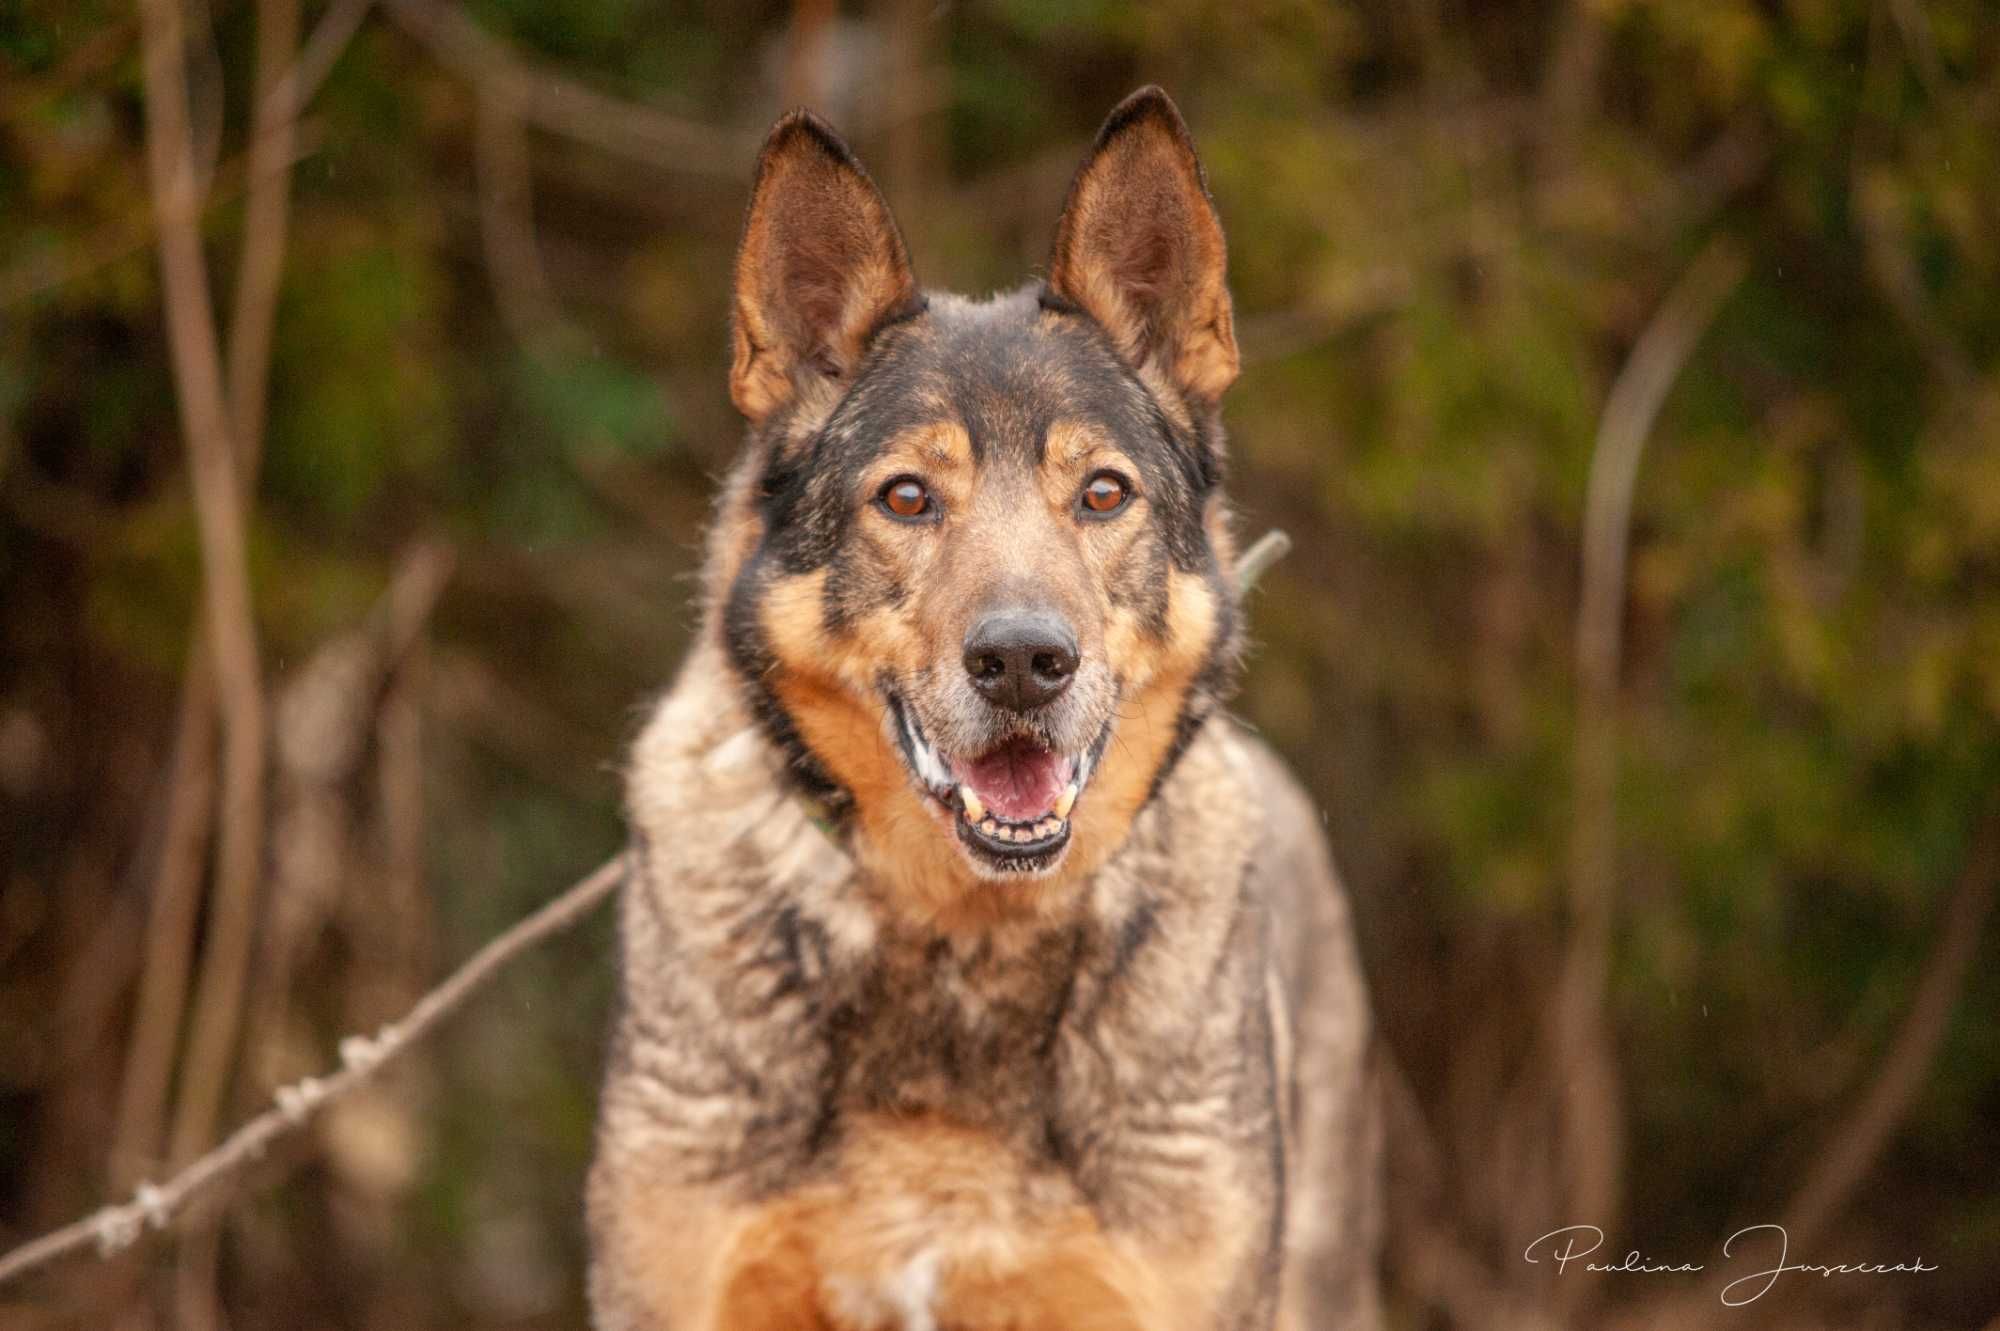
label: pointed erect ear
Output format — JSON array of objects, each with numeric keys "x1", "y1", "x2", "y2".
[
  {"x1": 1047, "y1": 87, "x2": 1238, "y2": 403},
  {"x1": 730, "y1": 111, "x2": 919, "y2": 424}
]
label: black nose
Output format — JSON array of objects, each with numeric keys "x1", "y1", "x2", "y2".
[{"x1": 963, "y1": 611, "x2": 1079, "y2": 712}]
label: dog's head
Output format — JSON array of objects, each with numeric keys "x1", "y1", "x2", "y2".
[{"x1": 712, "y1": 87, "x2": 1243, "y2": 924}]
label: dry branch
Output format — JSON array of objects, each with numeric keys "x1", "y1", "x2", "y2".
[
  {"x1": 1778, "y1": 814, "x2": 1998, "y2": 1250},
  {"x1": 108, "y1": 664, "x2": 220, "y2": 1189},
  {"x1": 381, "y1": 0, "x2": 754, "y2": 176},
  {"x1": 0, "y1": 0, "x2": 359, "y2": 311},
  {"x1": 0, "y1": 858, "x2": 627, "y2": 1289},
  {"x1": 1234, "y1": 529, "x2": 1293, "y2": 597},
  {"x1": 225, "y1": 0, "x2": 304, "y2": 470},
  {"x1": 111, "y1": 0, "x2": 362, "y2": 1198},
  {"x1": 474, "y1": 90, "x2": 559, "y2": 342},
  {"x1": 1551, "y1": 235, "x2": 1748, "y2": 1255},
  {"x1": 137, "y1": 0, "x2": 272, "y2": 1179},
  {"x1": 1621, "y1": 811, "x2": 1999, "y2": 1329}
]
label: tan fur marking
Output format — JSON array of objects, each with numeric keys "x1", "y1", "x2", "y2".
[
  {"x1": 1039, "y1": 419, "x2": 1142, "y2": 512},
  {"x1": 706, "y1": 1117, "x2": 1230, "y2": 1331},
  {"x1": 756, "y1": 569, "x2": 983, "y2": 924},
  {"x1": 865, "y1": 421, "x2": 975, "y2": 515},
  {"x1": 1064, "y1": 569, "x2": 1220, "y2": 883}
]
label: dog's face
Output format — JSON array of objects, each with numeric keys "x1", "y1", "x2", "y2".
[{"x1": 715, "y1": 89, "x2": 1243, "y2": 925}]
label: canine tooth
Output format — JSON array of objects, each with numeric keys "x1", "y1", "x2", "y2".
[
  {"x1": 914, "y1": 741, "x2": 947, "y2": 789},
  {"x1": 959, "y1": 785, "x2": 985, "y2": 823},
  {"x1": 1054, "y1": 783, "x2": 1078, "y2": 819},
  {"x1": 980, "y1": 818, "x2": 998, "y2": 836}
]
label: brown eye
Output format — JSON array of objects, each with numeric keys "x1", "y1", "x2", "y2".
[
  {"x1": 1081, "y1": 472, "x2": 1129, "y2": 516},
  {"x1": 880, "y1": 477, "x2": 932, "y2": 520}
]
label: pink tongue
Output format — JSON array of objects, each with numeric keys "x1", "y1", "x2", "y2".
[{"x1": 958, "y1": 738, "x2": 1070, "y2": 822}]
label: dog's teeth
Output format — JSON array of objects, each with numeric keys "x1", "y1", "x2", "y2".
[
  {"x1": 1054, "y1": 783, "x2": 1078, "y2": 819},
  {"x1": 959, "y1": 785, "x2": 985, "y2": 823},
  {"x1": 980, "y1": 818, "x2": 998, "y2": 836}
]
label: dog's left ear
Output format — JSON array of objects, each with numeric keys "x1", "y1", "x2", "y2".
[
  {"x1": 731, "y1": 111, "x2": 919, "y2": 424},
  {"x1": 1047, "y1": 87, "x2": 1238, "y2": 403}
]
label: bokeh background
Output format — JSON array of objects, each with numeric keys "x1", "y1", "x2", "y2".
[{"x1": 3, "y1": 1, "x2": 1998, "y2": 1328}]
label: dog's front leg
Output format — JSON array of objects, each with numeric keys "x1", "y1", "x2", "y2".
[{"x1": 586, "y1": 1163, "x2": 741, "y2": 1331}]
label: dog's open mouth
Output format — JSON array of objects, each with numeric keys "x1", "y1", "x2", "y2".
[{"x1": 885, "y1": 695, "x2": 1108, "y2": 871}]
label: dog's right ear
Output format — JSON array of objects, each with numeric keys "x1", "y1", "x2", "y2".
[{"x1": 729, "y1": 112, "x2": 919, "y2": 425}]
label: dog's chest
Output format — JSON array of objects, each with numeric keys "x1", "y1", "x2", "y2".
[{"x1": 819, "y1": 926, "x2": 1081, "y2": 1139}]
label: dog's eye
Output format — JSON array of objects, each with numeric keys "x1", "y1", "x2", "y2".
[
  {"x1": 1080, "y1": 471, "x2": 1130, "y2": 516},
  {"x1": 879, "y1": 477, "x2": 933, "y2": 520}
]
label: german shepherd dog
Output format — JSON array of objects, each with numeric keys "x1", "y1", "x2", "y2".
[{"x1": 588, "y1": 87, "x2": 1382, "y2": 1331}]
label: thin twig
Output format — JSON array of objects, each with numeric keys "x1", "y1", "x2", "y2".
[
  {"x1": 245, "y1": 541, "x2": 456, "y2": 1081},
  {"x1": 1850, "y1": 0, "x2": 1974, "y2": 392},
  {"x1": 162, "y1": 63, "x2": 303, "y2": 1331},
  {"x1": 1551, "y1": 235, "x2": 1747, "y2": 1258},
  {"x1": 0, "y1": 130, "x2": 322, "y2": 311},
  {"x1": 877, "y1": 0, "x2": 938, "y2": 246},
  {"x1": 473, "y1": 89, "x2": 559, "y2": 342},
  {"x1": 781, "y1": 0, "x2": 835, "y2": 109},
  {"x1": 110, "y1": 0, "x2": 354, "y2": 1198},
  {"x1": 1534, "y1": 0, "x2": 1611, "y2": 188},
  {"x1": 0, "y1": 0, "x2": 360, "y2": 312},
  {"x1": 225, "y1": 0, "x2": 304, "y2": 471},
  {"x1": 137, "y1": 0, "x2": 272, "y2": 1181},
  {"x1": 1235, "y1": 529, "x2": 1292, "y2": 596},
  {"x1": 1378, "y1": 1049, "x2": 1538, "y2": 1328},
  {"x1": 1777, "y1": 813, "x2": 1998, "y2": 1251},
  {"x1": 0, "y1": 858, "x2": 627, "y2": 1289},
  {"x1": 380, "y1": 0, "x2": 754, "y2": 177},
  {"x1": 270, "y1": 0, "x2": 374, "y2": 124},
  {"x1": 1624, "y1": 812, "x2": 1998, "y2": 1328},
  {"x1": 108, "y1": 662, "x2": 220, "y2": 1189}
]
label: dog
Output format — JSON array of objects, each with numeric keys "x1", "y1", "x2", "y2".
[{"x1": 586, "y1": 86, "x2": 1382, "y2": 1331}]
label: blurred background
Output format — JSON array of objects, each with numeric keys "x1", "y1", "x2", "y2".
[{"x1": 2, "y1": 1, "x2": 1997, "y2": 1328}]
